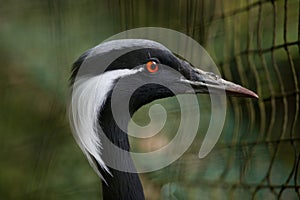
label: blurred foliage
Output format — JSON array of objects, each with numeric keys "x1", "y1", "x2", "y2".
[{"x1": 0, "y1": 0, "x2": 299, "y2": 199}]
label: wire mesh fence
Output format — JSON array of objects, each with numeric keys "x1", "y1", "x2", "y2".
[
  {"x1": 116, "y1": 0, "x2": 300, "y2": 199},
  {"x1": 186, "y1": 0, "x2": 299, "y2": 199},
  {"x1": 0, "y1": 0, "x2": 299, "y2": 199},
  {"x1": 205, "y1": 1, "x2": 299, "y2": 199}
]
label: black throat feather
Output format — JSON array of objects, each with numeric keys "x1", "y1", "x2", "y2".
[{"x1": 97, "y1": 93, "x2": 145, "y2": 200}]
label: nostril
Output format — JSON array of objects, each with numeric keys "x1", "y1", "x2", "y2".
[{"x1": 206, "y1": 72, "x2": 220, "y2": 80}]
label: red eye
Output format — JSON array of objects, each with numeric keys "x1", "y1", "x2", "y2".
[{"x1": 146, "y1": 61, "x2": 159, "y2": 73}]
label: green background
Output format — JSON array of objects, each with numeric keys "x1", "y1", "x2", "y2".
[{"x1": 1, "y1": 0, "x2": 299, "y2": 199}]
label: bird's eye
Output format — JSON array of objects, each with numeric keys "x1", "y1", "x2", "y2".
[{"x1": 146, "y1": 61, "x2": 159, "y2": 73}]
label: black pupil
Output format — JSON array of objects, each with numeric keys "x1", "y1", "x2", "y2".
[{"x1": 151, "y1": 63, "x2": 156, "y2": 70}]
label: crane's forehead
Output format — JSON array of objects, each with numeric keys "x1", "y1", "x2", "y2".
[
  {"x1": 104, "y1": 48, "x2": 179, "y2": 72},
  {"x1": 90, "y1": 39, "x2": 170, "y2": 56},
  {"x1": 71, "y1": 39, "x2": 179, "y2": 81}
]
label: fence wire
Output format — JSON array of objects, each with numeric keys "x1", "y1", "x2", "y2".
[
  {"x1": 102, "y1": 0, "x2": 300, "y2": 199},
  {"x1": 193, "y1": 0, "x2": 299, "y2": 199},
  {"x1": 114, "y1": 0, "x2": 300, "y2": 199}
]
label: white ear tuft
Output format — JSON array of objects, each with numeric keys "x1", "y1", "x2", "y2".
[{"x1": 69, "y1": 69, "x2": 140, "y2": 179}]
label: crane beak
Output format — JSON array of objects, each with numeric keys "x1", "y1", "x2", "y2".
[{"x1": 180, "y1": 62, "x2": 258, "y2": 98}]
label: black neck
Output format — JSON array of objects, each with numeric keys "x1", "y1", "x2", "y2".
[
  {"x1": 98, "y1": 96, "x2": 145, "y2": 200},
  {"x1": 101, "y1": 167, "x2": 144, "y2": 200}
]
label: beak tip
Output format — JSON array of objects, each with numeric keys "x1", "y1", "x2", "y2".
[
  {"x1": 248, "y1": 90, "x2": 259, "y2": 99},
  {"x1": 226, "y1": 85, "x2": 259, "y2": 99},
  {"x1": 246, "y1": 90, "x2": 259, "y2": 99}
]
